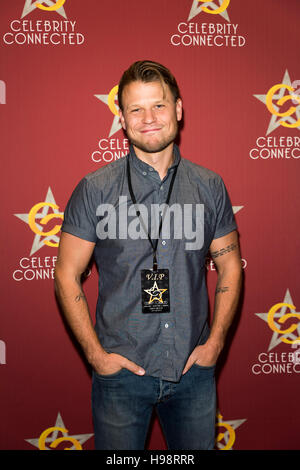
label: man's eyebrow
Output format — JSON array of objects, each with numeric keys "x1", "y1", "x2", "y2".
[
  {"x1": 127, "y1": 99, "x2": 166, "y2": 108},
  {"x1": 127, "y1": 103, "x2": 141, "y2": 108}
]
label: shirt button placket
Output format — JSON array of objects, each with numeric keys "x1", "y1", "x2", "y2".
[
  {"x1": 157, "y1": 181, "x2": 170, "y2": 267},
  {"x1": 160, "y1": 176, "x2": 174, "y2": 379},
  {"x1": 161, "y1": 320, "x2": 174, "y2": 379}
]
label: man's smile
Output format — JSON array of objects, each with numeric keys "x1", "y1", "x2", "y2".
[{"x1": 140, "y1": 127, "x2": 162, "y2": 134}]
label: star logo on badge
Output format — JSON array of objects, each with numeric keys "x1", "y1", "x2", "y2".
[
  {"x1": 255, "y1": 289, "x2": 300, "y2": 352},
  {"x1": 95, "y1": 88, "x2": 122, "y2": 138},
  {"x1": 144, "y1": 281, "x2": 167, "y2": 304},
  {"x1": 25, "y1": 412, "x2": 93, "y2": 450},
  {"x1": 254, "y1": 70, "x2": 300, "y2": 136},
  {"x1": 188, "y1": 0, "x2": 230, "y2": 22},
  {"x1": 21, "y1": 0, "x2": 67, "y2": 19},
  {"x1": 14, "y1": 187, "x2": 64, "y2": 256}
]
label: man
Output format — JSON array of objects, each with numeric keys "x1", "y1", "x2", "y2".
[{"x1": 54, "y1": 60, "x2": 242, "y2": 450}]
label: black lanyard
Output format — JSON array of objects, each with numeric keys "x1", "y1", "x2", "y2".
[{"x1": 127, "y1": 156, "x2": 179, "y2": 271}]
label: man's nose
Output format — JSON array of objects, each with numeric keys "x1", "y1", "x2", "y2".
[{"x1": 143, "y1": 108, "x2": 156, "y2": 123}]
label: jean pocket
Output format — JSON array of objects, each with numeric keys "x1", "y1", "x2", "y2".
[
  {"x1": 93, "y1": 368, "x2": 126, "y2": 379},
  {"x1": 193, "y1": 363, "x2": 216, "y2": 370}
]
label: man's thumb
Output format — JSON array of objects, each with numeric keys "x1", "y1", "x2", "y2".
[{"x1": 124, "y1": 359, "x2": 145, "y2": 376}]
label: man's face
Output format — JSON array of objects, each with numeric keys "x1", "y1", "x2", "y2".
[{"x1": 119, "y1": 80, "x2": 182, "y2": 154}]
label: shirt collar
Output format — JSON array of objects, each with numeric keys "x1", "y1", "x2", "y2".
[{"x1": 128, "y1": 144, "x2": 181, "y2": 177}]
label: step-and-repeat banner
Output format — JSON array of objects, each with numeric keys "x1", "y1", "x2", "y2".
[{"x1": 1, "y1": 0, "x2": 299, "y2": 451}]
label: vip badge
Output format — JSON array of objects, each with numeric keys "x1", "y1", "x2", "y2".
[{"x1": 141, "y1": 269, "x2": 170, "y2": 314}]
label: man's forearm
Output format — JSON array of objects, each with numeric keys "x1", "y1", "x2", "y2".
[
  {"x1": 207, "y1": 263, "x2": 242, "y2": 353},
  {"x1": 54, "y1": 270, "x2": 106, "y2": 368}
]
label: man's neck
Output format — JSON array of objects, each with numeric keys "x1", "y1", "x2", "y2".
[{"x1": 133, "y1": 144, "x2": 174, "y2": 180}]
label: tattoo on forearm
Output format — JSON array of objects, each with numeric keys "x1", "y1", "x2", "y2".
[
  {"x1": 216, "y1": 286, "x2": 229, "y2": 294},
  {"x1": 211, "y1": 243, "x2": 237, "y2": 259},
  {"x1": 75, "y1": 292, "x2": 86, "y2": 303}
]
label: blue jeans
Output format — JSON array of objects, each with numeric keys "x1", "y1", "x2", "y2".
[{"x1": 92, "y1": 363, "x2": 216, "y2": 450}]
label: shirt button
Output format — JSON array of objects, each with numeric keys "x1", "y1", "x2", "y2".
[
  {"x1": 142, "y1": 171, "x2": 147, "y2": 176},
  {"x1": 149, "y1": 168, "x2": 153, "y2": 172},
  {"x1": 165, "y1": 323, "x2": 169, "y2": 328},
  {"x1": 162, "y1": 240, "x2": 166, "y2": 245}
]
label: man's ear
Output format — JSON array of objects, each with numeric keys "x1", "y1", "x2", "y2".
[
  {"x1": 176, "y1": 99, "x2": 183, "y2": 122},
  {"x1": 119, "y1": 110, "x2": 126, "y2": 130}
]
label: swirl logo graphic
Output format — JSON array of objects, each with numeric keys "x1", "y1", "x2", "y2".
[
  {"x1": 28, "y1": 202, "x2": 63, "y2": 248},
  {"x1": 267, "y1": 302, "x2": 300, "y2": 345},
  {"x1": 215, "y1": 413, "x2": 236, "y2": 450},
  {"x1": 21, "y1": 0, "x2": 67, "y2": 19},
  {"x1": 215, "y1": 412, "x2": 246, "y2": 450},
  {"x1": 266, "y1": 83, "x2": 300, "y2": 129},
  {"x1": 38, "y1": 426, "x2": 82, "y2": 450},
  {"x1": 35, "y1": 0, "x2": 66, "y2": 11},
  {"x1": 107, "y1": 85, "x2": 119, "y2": 116},
  {"x1": 198, "y1": 0, "x2": 230, "y2": 15}
]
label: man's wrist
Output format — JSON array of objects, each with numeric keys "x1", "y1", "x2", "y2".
[
  {"x1": 205, "y1": 337, "x2": 224, "y2": 358},
  {"x1": 86, "y1": 346, "x2": 108, "y2": 369}
]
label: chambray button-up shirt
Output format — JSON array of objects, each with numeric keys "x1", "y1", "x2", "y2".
[{"x1": 62, "y1": 145, "x2": 237, "y2": 382}]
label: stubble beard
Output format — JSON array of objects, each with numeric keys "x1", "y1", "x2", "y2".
[{"x1": 128, "y1": 123, "x2": 178, "y2": 154}]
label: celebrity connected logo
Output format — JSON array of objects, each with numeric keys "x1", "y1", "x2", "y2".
[
  {"x1": 250, "y1": 70, "x2": 300, "y2": 160},
  {"x1": 25, "y1": 413, "x2": 93, "y2": 450},
  {"x1": 171, "y1": 0, "x2": 245, "y2": 47},
  {"x1": 3, "y1": 0, "x2": 85, "y2": 46},
  {"x1": 252, "y1": 289, "x2": 300, "y2": 375},
  {"x1": 15, "y1": 187, "x2": 64, "y2": 256},
  {"x1": 256, "y1": 290, "x2": 300, "y2": 350},
  {"x1": 265, "y1": 84, "x2": 300, "y2": 130},
  {"x1": 254, "y1": 70, "x2": 300, "y2": 135},
  {"x1": 13, "y1": 188, "x2": 63, "y2": 281},
  {"x1": 92, "y1": 84, "x2": 129, "y2": 163},
  {"x1": 22, "y1": 0, "x2": 67, "y2": 19}
]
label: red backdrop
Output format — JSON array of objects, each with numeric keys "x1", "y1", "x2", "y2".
[{"x1": 1, "y1": 0, "x2": 300, "y2": 451}]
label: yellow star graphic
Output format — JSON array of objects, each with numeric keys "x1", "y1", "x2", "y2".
[{"x1": 144, "y1": 281, "x2": 167, "y2": 304}]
